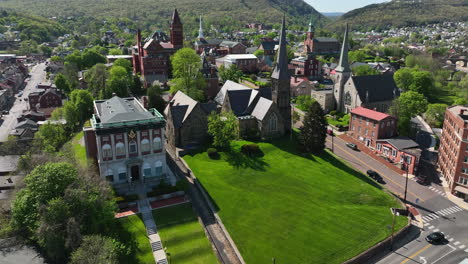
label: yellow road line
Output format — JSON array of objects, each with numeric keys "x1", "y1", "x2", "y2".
[
  {"x1": 400, "y1": 244, "x2": 432, "y2": 264},
  {"x1": 328, "y1": 138, "x2": 425, "y2": 202}
]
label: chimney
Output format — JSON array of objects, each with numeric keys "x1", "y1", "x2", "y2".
[{"x1": 461, "y1": 109, "x2": 466, "y2": 115}]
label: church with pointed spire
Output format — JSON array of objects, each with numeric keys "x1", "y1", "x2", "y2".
[
  {"x1": 332, "y1": 24, "x2": 400, "y2": 113},
  {"x1": 132, "y1": 9, "x2": 184, "y2": 86}
]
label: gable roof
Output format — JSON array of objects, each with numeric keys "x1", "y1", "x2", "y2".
[
  {"x1": 227, "y1": 89, "x2": 258, "y2": 116},
  {"x1": 215, "y1": 80, "x2": 251, "y2": 105},
  {"x1": 95, "y1": 96, "x2": 154, "y2": 124},
  {"x1": 164, "y1": 91, "x2": 198, "y2": 123},
  {"x1": 169, "y1": 105, "x2": 188, "y2": 128},
  {"x1": 259, "y1": 41, "x2": 278, "y2": 50},
  {"x1": 351, "y1": 107, "x2": 394, "y2": 121},
  {"x1": 251, "y1": 97, "x2": 273, "y2": 121},
  {"x1": 315, "y1": 37, "x2": 338, "y2": 43},
  {"x1": 380, "y1": 136, "x2": 419, "y2": 150},
  {"x1": 351, "y1": 74, "x2": 399, "y2": 103},
  {"x1": 220, "y1": 40, "x2": 243, "y2": 48},
  {"x1": 15, "y1": 118, "x2": 38, "y2": 129}
]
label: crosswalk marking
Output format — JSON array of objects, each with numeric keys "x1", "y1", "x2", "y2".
[
  {"x1": 459, "y1": 245, "x2": 466, "y2": 249},
  {"x1": 449, "y1": 238, "x2": 454, "y2": 242},
  {"x1": 424, "y1": 223, "x2": 429, "y2": 226},
  {"x1": 428, "y1": 226, "x2": 434, "y2": 230},
  {"x1": 454, "y1": 241, "x2": 460, "y2": 245},
  {"x1": 465, "y1": 248, "x2": 468, "y2": 253},
  {"x1": 433, "y1": 229, "x2": 440, "y2": 232},
  {"x1": 422, "y1": 206, "x2": 463, "y2": 223}
]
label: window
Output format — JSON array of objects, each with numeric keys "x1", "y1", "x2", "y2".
[
  {"x1": 155, "y1": 161, "x2": 163, "y2": 176},
  {"x1": 344, "y1": 92, "x2": 352, "y2": 106},
  {"x1": 129, "y1": 140, "x2": 137, "y2": 154},
  {"x1": 153, "y1": 137, "x2": 162, "y2": 151},
  {"x1": 143, "y1": 163, "x2": 152, "y2": 177},
  {"x1": 269, "y1": 114, "x2": 277, "y2": 132},
  {"x1": 359, "y1": 117, "x2": 362, "y2": 123},
  {"x1": 462, "y1": 168, "x2": 468, "y2": 174},
  {"x1": 392, "y1": 149, "x2": 397, "y2": 157},
  {"x1": 465, "y1": 156, "x2": 468, "y2": 163},
  {"x1": 387, "y1": 121, "x2": 390, "y2": 127},
  {"x1": 406, "y1": 156, "x2": 412, "y2": 164},
  {"x1": 377, "y1": 143, "x2": 381, "y2": 151},
  {"x1": 358, "y1": 127, "x2": 361, "y2": 133},
  {"x1": 141, "y1": 139, "x2": 150, "y2": 153},
  {"x1": 115, "y1": 142, "x2": 125, "y2": 156},
  {"x1": 366, "y1": 119, "x2": 369, "y2": 126},
  {"x1": 102, "y1": 144, "x2": 112, "y2": 159},
  {"x1": 365, "y1": 128, "x2": 368, "y2": 136},
  {"x1": 459, "y1": 177, "x2": 468, "y2": 185},
  {"x1": 105, "y1": 169, "x2": 113, "y2": 182},
  {"x1": 372, "y1": 131, "x2": 375, "y2": 137},
  {"x1": 373, "y1": 122, "x2": 376, "y2": 128},
  {"x1": 118, "y1": 167, "x2": 127, "y2": 181}
]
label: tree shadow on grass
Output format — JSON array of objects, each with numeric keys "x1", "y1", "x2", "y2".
[
  {"x1": 224, "y1": 150, "x2": 269, "y2": 171},
  {"x1": 269, "y1": 135, "x2": 318, "y2": 162}
]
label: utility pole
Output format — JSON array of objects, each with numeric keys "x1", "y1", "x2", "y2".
[
  {"x1": 403, "y1": 158, "x2": 409, "y2": 204},
  {"x1": 331, "y1": 127, "x2": 334, "y2": 153},
  {"x1": 390, "y1": 208, "x2": 399, "y2": 250}
]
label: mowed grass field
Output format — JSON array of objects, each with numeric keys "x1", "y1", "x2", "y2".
[
  {"x1": 117, "y1": 214, "x2": 155, "y2": 264},
  {"x1": 184, "y1": 139, "x2": 407, "y2": 264},
  {"x1": 153, "y1": 203, "x2": 218, "y2": 264}
]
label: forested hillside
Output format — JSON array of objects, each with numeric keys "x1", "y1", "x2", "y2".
[
  {"x1": 330, "y1": 0, "x2": 468, "y2": 31},
  {"x1": 0, "y1": 0, "x2": 327, "y2": 36}
]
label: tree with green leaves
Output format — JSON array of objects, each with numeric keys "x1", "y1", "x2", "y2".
[
  {"x1": 147, "y1": 84, "x2": 166, "y2": 114},
  {"x1": 299, "y1": 101, "x2": 327, "y2": 153},
  {"x1": 85, "y1": 63, "x2": 108, "y2": 97},
  {"x1": 219, "y1": 64, "x2": 243, "y2": 83},
  {"x1": 409, "y1": 70, "x2": 433, "y2": 95},
  {"x1": 253, "y1": 49, "x2": 264, "y2": 58},
  {"x1": 70, "y1": 235, "x2": 123, "y2": 264},
  {"x1": 69, "y1": 89, "x2": 94, "y2": 125},
  {"x1": 113, "y1": 58, "x2": 132, "y2": 73},
  {"x1": 103, "y1": 65, "x2": 130, "y2": 98},
  {"x1": 424, "y1": 104, "x2": 447, "y2": 128},
  {"x1": 81, "y1": 49, "x2": 106, "y2": 69},
  {"x1": 352, "y1": 65, "x2": 380, "y2": 76},
  {"x1": 170, "y1": 48, "x2": 205, "y2": 101},
  {"x1": 393, "y1": 68, "x2": 414, "y2": 91},
  {"x1": 34, "y1": 123, "x2": 69, "y2": 153},
  {"x1": 390, "y1": 91, "x2": 428, "y2": 135},
  {"x1": 109, "y1": 48, "x2": 123, "y2": 55},
  {"x1": 54, "y1": 73, "x2": 72, "y2": 95},
  {"x1": 348, "y1": 50, "x2": 367, "y2": 62},
  {"x1": 207, "y1": 111, "x2": 239, "y2": 149}
]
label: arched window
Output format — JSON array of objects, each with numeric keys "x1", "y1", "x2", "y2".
[
  {"x1": 118, "y1": 167, "x2": 127, "y2": 181},
  {"x1": 269, "y1": 113, "x2": 277, "y2": 132},
  {"x1": 115, "y1": 142, "x2": 125, "y2": 156},
  {"x1": 141, "y1": 139, "x2": 150, "y2": 153},
  {"x1": 153, "y1": 137, "x2": 162, "y2": 151},
  {"x1": 129, "y1": 140, "x2": 137, "y2": 154},
  {"x1": 155, "y1": 161, "x2": 163, "y2": 176},
  {"x1": 102, "y1": 144, "x2": 112, "y2": 159},
  {"x1": 344, "y1": 91, "x2": 352, "y2": 106},
  {"x1": 105, "y1": 169, "x2": 113, "y2": 182},
  {"x1": 143, "y1": 163, "x2": 152, "y2": 177}
]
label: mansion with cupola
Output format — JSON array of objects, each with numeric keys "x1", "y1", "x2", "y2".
[{"x1": 83, "y1": 96, "x2": 175, "y2": 186}]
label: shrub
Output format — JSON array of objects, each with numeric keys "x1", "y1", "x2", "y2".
[
  {"x1": 207, "y1": 148, "x2": 219, "y2": 159},
  {"x1": 250, "y1": 74, "x2": 257, "y2": 81},
  {"x1": 147, "y1": 180, "x2": 179, "y2": 197},
  {"x1": 176, "y1": 180, "x2": 189, "y2": 191},
  {"x1": 329, "y1": 110, "x2": 337, "y2": 117},
  {"x1": 115, "y1": 196, "x2": 125, "y2": 203},
  {"x1": 125, "y1": 194, "x2": 139, "y2": 202},
  {"x1": 241, "y1": 144, "x2": 262, "y2": 157}
]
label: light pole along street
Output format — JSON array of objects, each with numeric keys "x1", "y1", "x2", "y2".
[{"x1": 403, "y1": 157, "x2": 409, "y2": 205}]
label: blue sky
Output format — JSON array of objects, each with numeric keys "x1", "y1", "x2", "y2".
[{"x1": 305, "y1": 0, "x2": 390, "y2": 13}]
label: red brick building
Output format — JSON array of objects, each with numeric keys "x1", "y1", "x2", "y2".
[
  {"x1": 438, "y1": 105, "x2": 468, "y2": 201},
  {"x1": 132, "y1": 9, "x2": 183, "y2": 86},
  {"x1": 28, "y1": 89, "x2": 63, "y2": 112},
  {"x1": 375, "y1": 137, "x2": 421, "y2": 175},
  {"x1": 348, "y1": 107, "x2": 397, "y2": 148},
  {"x1": 290, "y1": 56, "x2": 321, "y2": 80}
]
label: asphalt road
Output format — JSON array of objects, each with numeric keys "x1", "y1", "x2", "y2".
[
  {"x1": 326, "y1": 135, "x2": 468, "y2": 264},
  {"x1": 0, "y1": 63, "x2": 46, "y2": 142}
]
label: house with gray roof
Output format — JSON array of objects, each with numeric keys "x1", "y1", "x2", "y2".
[{"x1": 83, "y1": 96, "x2": 175, "y2": 188}]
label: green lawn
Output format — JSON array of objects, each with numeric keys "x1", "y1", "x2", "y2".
[
  {"x1": 71, "y1": 131, "x2": 87, "y2": 167},
  {"x1": 117, "y1": 214, "x2": 155, "y2": 264},
  {"x1": 153, "y1": 203, "x2": 218, "y2": 264},
  {"x1": 327, "y1": 114, "x2": 350, "y2": 127},
  {"x1": 184, "y1": 139, "x2": 407, "y2": 264}
]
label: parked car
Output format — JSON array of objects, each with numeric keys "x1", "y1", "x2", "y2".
[
  {"x1": 327, "y1": 129, "x2": 334, "y2": 136},
  {"x1": 416, "y1": 176, "x2": 430, "y2": 185},
  {"x1": 346, "y1": 143, "x2": 358, "y2": 150},
  {"x1": 367, "y1": 170, "x2": 383, "y2": 182},
  {"x1": 426, "y1": 232, "x2": 445, "y2": 244}
]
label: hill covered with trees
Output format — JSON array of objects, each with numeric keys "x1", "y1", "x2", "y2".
[
  {"x1": 0, "y1": 0, "x2": 327, "y2": 36},
  {"x1": 329, "y1": 0, "x2": 468, "y2": 31}
]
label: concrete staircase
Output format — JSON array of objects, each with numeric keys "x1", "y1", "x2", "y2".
[{"x1": 138, "y1": 198, "x2": 168, "y2": 264}]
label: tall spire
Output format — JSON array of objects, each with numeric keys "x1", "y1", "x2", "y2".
[
  {"x1": 198, "y1": 16, "x2": 204, "y2": 39},
  {"x1": 336, "y1": 23, "x2": 350, "y2": 73},
  {"x1": 171, "y1": 9, "x2": 182, "y2": 25},
  {"x1": 308, "y1": 16, "x2": 314, "y2": 33},
  {"x1": 272, "y1": 14, "x2": 289, "y2": 80}
]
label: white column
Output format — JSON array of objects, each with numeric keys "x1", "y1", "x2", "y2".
[
  {"x1": 137, "y1": 130, "x2": 141, "y2": 157},
  {"x1": 124, "y1": 132, "x2": 129, "y2": 159},
  {"x1": 149, "y1": 128, "x2": 153, "y2": 151},
  {"x1": 96, "y1": 135, "x2": 102, "y2": 162},
  {"x1": 110, "y1": 134, "x2": 116, "y2": 160}
]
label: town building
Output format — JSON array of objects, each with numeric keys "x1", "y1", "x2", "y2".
[
  {"x1": 375, "y1": 137, "x2": 421, "y2": 175},
  {"x1": 201, "y1": 55, "x2": 220, "y2": 99},
  {"x1": 258, "y1": 39, "x2": 278, "y2": 56},
  {"x1": 132, "y1": 9, "x2": 183, "y2": 86},
  {"x1": 303, "y1": 20, "x2": 340, "y2": 55},
  {"x1": 290, "y1": 56, "x2": 321, "y2": 80},
  {"x1": 83, "y1": 96, "x2": 175, "y2": 186},
  {"x1": 348, "y1": 106, "x2": 398, "y2": 148},
  {"x1": 9, "y1": 119, "x2": 38, "y2": 141},
  {"x1": 194, "y1": 17, "x2": 246, "y2": 55},
  {"x1": 311, "y1": 89, "x2": 335, "y2": 113},
  {"x1": 290, "y1": 77, "x2": 314, "y2": 97},
  {"x1": 28, "y1": 88, "x2": 63, "y2": 115},
  {"x1": 333, "y1": 25, "x2": 399, "y2": 113},
  {"x1": 438, "y1": 105, "x2": 468, "y2": 201},
  {"x1": 216, "y1": 54, "x2": 258, "y2": 73}
]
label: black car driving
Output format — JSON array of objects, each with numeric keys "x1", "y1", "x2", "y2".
[
  {"x1": 367, "y1": 170, "x2": 383, "y2": 182},
  {"x1": 426, "y1": 232, "x2": 445, "y2": 244}
]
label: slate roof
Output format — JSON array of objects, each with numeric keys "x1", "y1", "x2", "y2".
[
  {"x1": 196, "y1": 38, "x2": 224, "y2": 46},
  {"x1": 0, "y1": 155, "x2": 20, "y2": 173},
  {"x1": 271, "y1": 16, "x2": 289, "y2": 81},
  {"x1": 251, "y1": 97, "x2": 273, "y2": 121},
  {"x1": 227, "y1": 89, "x2": 257, "y2": 116},
  {"x1": 164, "y1": 91, "x2": 198, "y2": 124},
  {"x1": 315, "y1": 37, "x2": 338, "y2": 42},
  {"x1": 246, "y1": 47, "x2": 258, "y2": 54},
  {"x1": 15, "y1": 119, "x2": 38, "y2": 129},
  {"x1": 95, "y1": 96, "x2": 154, "y2": 124},
  {"x1": 260, "y1": 41, "x2": 278, "y2": 51},
  {"x1": 220, "y1": 40, "x2": 243, "y2": 48},
  {"x1": 200, "y1": 102, "x2": 217, "y2": 115},
  {"x1": 381, "y1": 137, "x2": 420, "y2": 150},
  {"x1": 169, "y1": 105, "x2": 188, "y2": 128},
  {"x1": 351, "y1": 74, "x2": 399, "y2": 103}
]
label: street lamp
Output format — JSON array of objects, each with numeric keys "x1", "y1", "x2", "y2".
[
  {"x1": 390, "y1": 208, "x2": 399, "y2": 250},
  {"x1": 403, "y1": 157, "x2": 409, "y2": 204}
]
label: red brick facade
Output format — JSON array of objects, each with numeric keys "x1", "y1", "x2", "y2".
[
  {"x1": 438, "y1": 105, "x2": 468, "y2": 200},
  {"x1": 375, "y1": 141, "x2": 419, "y2": 175}
]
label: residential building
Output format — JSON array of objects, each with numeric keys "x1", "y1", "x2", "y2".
[
  {"x1": 290, "y1": 77, "x2": 314, "y2": 97},
  {"x1": 132, "y1": 9, "x2": 183, "y2": 86},
  {"x1": 438, "y1": 105, "x2": 468, "y2": 201},
  {"x1": 28, "y1": 89, "x2": 63, "y2": 113},
  {"x1": 194, "y1": 17, "x2": 246, "y2": 55},
  {"x1": 83, "y1": 96, "x2": 175, "y2": 186},
  {"x1": 9, "y1": 119, "x2": 38, "y2": 141},
  {"x1": 201, "y1": 55, "x2": 220, "y2": 99},
  {"x1": 348, "y1": 107, "x2": 398, "y2": 148},
  {"x1": 216, "y1": 54, "x2": 258, "y2": 73},
  {"x1": 258, "y1": 38, "x2": 278, "y2": 56},
  {"x1": 290, "y1": 56, "x2": 321, "y2": 80},
  {"x1": 375, "y1": 137, "x2": 421, "y2": 175}
]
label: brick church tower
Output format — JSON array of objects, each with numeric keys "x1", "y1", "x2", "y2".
[
  {"x1": 304, "y1": 17, "x2": 314, "y2": 54},
  {"x1": 170, "y1": 9, "x2": 183, "y2": 49},
  {"x1": 271, "y1": 15, "x2": 291, "y2": 133}
]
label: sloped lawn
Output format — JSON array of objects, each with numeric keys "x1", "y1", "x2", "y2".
[
  {"x1": 117, "y1": 214, "x2": 155, "y2": 264},
  {"x1": 153, "y1": 203, "x2": 218, "y2": 264},
  {"x1": 184, "y1": 139, "x2": 407, "y2": 264}
]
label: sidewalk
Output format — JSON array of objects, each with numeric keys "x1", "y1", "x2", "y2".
[
  {"x1": 438, "y1": 172, "x2": 468, "y2": 210},
  {"x1": 139, "y1": 199, "x2": 169, "y2": 264}
]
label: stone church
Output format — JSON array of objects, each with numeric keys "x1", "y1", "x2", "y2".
[
  {"x1": 164, "y1": 16, "x2": 291, "y2": 149},
  {"x1": 332, "y1": 24, "x2": 399, "y2": 113}
]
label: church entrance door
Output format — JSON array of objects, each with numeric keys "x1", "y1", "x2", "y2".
[{"x1": 131, "y1": 165, "x2": 140, "y2": 181}]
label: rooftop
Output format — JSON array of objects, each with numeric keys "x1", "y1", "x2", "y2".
[
  {"x1": 448, "y1": 105, "x2": 468, "y2": 122},
  {"x1": 351, "y1": 106, "x2": 394, "y2": 121}
]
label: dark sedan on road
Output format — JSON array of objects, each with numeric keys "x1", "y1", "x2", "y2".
[
  {"x1": 367, "y1": 170, "x2": 384, "y2": 183},
  {"x1": 346, "y1": 143, "x2": 358, "y2": 150},
  {"x1": 416, "y1": 176, "x2": 430, "y2": 185},
  {"x1": 426, "y1": 232, "x2": 445, "y2": 244}
]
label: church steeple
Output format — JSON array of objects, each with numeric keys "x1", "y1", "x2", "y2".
[
  {"x1": 271, "y1": 14, "x2": 291, "y2": 133},
  {"x1": 198, "y1": 16, "x2": 204, "y2": 39},
  {"x1": 307, "y1": 17, "x2": 314, "y2": 33},
  {"x1": 335, "y1": 23, "x2": 350, "y2": 73},
  {"x1": 170, "y1": 9, "x2": 183, "y2": 49},
  {"x1": 272, "y1": 14, "x2": 289, "y2": 81}
]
